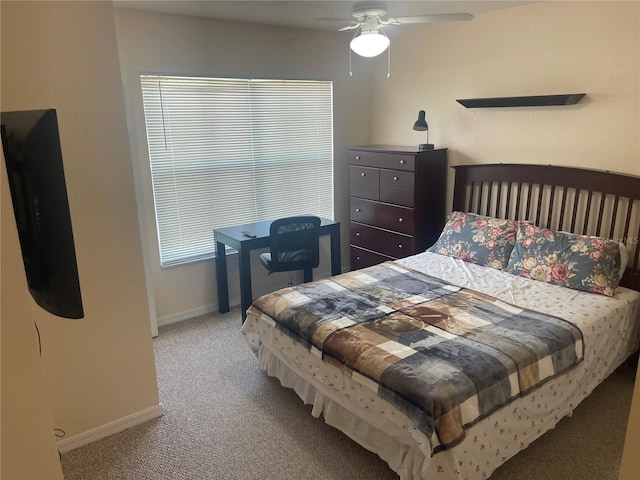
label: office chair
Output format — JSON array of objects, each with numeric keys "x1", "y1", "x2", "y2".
[{"x1": 259, "y1": 216, "x2": 321, "y2": 287}]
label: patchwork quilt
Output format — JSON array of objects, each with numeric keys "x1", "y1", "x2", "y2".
[{"x1": 247, "y1": 261, "x2": 584, "y2": 451}]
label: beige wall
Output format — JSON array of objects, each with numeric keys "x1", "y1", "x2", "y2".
[
  {"x1": 113, "y1": 8, "x2": 371, "y2": 324},
  {"x1": 370, "y1": 1, "x2": 639, "y2": 177},
  {"x1": 619, "y1": 361, "x2": 640, "y2": 479},
  {"x1": 1, "y1": 160, "x2": 64, "y2": 479},
  {"x1": 1, "y1": 0, "x2": 160, "y2": 464}
]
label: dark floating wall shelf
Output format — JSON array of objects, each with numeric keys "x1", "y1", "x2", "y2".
[{"x1": 456, "y1": 93, "x2": 586, "y2": 108}]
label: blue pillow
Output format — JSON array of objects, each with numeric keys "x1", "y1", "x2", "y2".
[
  {"x1": 507, "y1": 225, "x2": 621, "y2": 296},
  {"x1": 428, "y1": 212, "x2": 521, "y2": 270}
]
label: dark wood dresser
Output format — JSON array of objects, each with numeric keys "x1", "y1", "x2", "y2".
[{"x1": 349, "y1": 145, "x2": 447, "y2": 270}]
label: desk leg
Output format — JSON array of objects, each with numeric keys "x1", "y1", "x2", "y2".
[
  {"x1": 330, "y1": 225, "x2": 342, "y2": 276},
  {"x1": 215, "y1": 240, "x2": 229, "y2": 313},
  {"x1": 303, "y1": 268, "x2": 313, "y2": 283},
  {"x1": 238, "y1": 246, "x2": 252, "y2": 322}
]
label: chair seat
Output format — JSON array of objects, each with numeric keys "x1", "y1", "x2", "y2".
[{"x1": 259, "y1": 249, "x2": 313, "y2": 273}]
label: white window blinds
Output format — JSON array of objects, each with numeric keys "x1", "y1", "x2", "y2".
[{"x1": 140, "y1": 75, "x2": 334, "y2": 267}]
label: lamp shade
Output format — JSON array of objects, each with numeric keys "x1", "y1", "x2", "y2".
[
  {"x1": 350, "y1": 31, "x2": 390, "y2": 57},
  {"x1": 413, "y1": 110, "x2": 428, "y2": 131}
]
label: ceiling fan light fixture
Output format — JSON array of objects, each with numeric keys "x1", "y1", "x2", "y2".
[{"x1": 350, "y1": 30, "x2": 390, "y2": 57}]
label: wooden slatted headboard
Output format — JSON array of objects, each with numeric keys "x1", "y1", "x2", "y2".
[{"x1": 452, "y1": 164, "x2": 640, "y2": 292}]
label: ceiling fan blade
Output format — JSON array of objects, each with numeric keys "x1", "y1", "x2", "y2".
[
  {"x1": 339, "y1": 24, "x2": 361, "y2": 31},
  {"x1": 390, "y1": 13, "x2": 474, "y2": 24},
  {"x1": 316, "y1": 16, "x2": 353, "y2": 23}
]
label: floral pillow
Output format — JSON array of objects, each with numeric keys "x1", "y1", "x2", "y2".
[
  {"x1": 428, "y1": 211, "x2": 521, "y2": 270},
  {"x1": 506, "y1": 225, "x2": 621, "y2": 296}
]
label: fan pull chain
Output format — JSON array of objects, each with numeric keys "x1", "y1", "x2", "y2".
[
  {"x1": 387, "y1": 43, "x2": 391, "y2": 78},
  {"x1": 349, "y1": 27, "x2": 360, "y2": 77},
  {"x1": 380, "y1": 28, "x2": 391, "y2": 78}
]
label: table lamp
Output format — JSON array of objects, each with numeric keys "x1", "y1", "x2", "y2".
[{"x1": 413, "y1": 110, "x2": 434, "y2": 150}]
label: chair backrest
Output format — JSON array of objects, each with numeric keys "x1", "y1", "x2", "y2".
[{"x1": 268, "y1": 216, "x2": 321, "y2": 272}]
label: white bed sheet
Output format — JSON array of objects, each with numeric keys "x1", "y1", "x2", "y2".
[{"x1": 241, "y1": 252, "x2": 640, "y2": 480}]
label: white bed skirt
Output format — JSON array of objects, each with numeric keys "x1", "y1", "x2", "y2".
[{"x1": 255, "y1": 337, "x2": 429, "y2": 479}]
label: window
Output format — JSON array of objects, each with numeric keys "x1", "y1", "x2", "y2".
[{"x1": 140, "y1": 75, "x2": 334, "y2": 267}]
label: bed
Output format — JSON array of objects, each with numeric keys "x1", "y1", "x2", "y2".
[{"x1": 241, "y1": 163, "x2": 640, "y2": 480}]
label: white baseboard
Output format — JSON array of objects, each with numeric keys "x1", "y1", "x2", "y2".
[
  {"x1": 156, "y1": 268, "x2": 338, "y2": 327},
  {"x1": 157, "y1": 304, "x2": 218, "y2": 327},
  {"x1": 57, "y1": 404, "x2": 164, "y2": 453}
]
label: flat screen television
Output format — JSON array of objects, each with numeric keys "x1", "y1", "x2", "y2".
[{"x1": 1, "y1": 109, "x2": 84, "y2": 319}]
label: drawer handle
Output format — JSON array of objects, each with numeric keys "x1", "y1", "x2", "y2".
[
  {"x1": 356, "y1": 256, "x2": 361, "y2": 260},
  {"x1": 355, "y1": 232, "x2": 361, "y2": 237},
  {"x1": 399, "y1": 159, "x2": 406, "y2": 164},
  {"x1": 398, "y1": 217, "x2": 403, "y2": 223},
  {"x1": 355, "y1": 155, "x2": 361, "y2": 160},
  {"x1": 355, "y1": 208, "x2": 361, "y2": 212},
  {"x1": 361, "y1": 172, "x2": 366, "y2": 177},
  {"x1": 398, "y1": 244, "x2": 403, "y2": 249},
  {"x1": 393, "y1": 176, "x2": 399, "y2": 181}
]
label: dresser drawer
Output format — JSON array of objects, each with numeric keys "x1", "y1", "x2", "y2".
[
  {"x1": 350, "y1": 165, "x2": 379, "y2": 184},
  {"x1": 350, "y1": 222, "x2": 413, "y2": 258},
  {"x1": 380, "y1": 186, "x2": 414, "y2": 207},
  {"x1": 350, "y1": 151, "x2": 415, "y2": 171},
  {"x1": 380, "y1": 169, "x2": 414, "y2": 189},
  {"x1": 350, "y1": 182, "x2": 379, "y2": 200},
  {"x1": 350, "y1": 245, "x2": 393, "y2": 270},
  {"x1": 350, "y1": 165, "x2": 381, "y2": 200},
  {"x1": 350, "y1": 197, "x2": 414, "y2": 235}
]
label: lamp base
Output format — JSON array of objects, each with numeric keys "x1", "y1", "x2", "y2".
[{"x1": 418, "y1": 143, "x2": 434, "y2": 150}]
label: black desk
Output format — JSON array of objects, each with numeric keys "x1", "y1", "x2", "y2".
[{"x1": 214, "y1": 217, "x2": 341, "y2": 321}]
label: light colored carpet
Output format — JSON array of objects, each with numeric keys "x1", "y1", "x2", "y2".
[{"x1": 61, "y1": 308, "x2": 636, "y2": 479}]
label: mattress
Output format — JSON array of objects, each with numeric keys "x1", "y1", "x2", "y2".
[{"x1": 241, "y1": 252, "x2": 640, "y2": 479}]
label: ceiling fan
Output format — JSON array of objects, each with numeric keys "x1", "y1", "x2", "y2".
[{"x1": 340, "y1": 1, "x2": 473, "y2": 57}]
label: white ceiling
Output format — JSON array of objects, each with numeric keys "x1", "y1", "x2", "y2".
[{"x1": 114, "y1": 1, "x2": 533, "y2": 31}]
